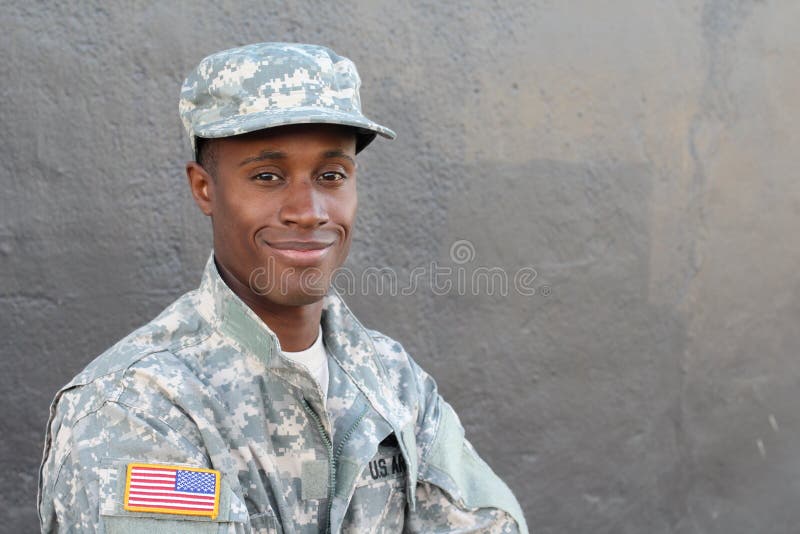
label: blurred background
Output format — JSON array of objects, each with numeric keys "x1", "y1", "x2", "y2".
[{"x1": 3, "y1": 1, "x2": 800, "y2": 532}]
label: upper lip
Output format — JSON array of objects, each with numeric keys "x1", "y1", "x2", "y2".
[{"x1": 266, "y1": 240, "x2": 334, "y2": 251}]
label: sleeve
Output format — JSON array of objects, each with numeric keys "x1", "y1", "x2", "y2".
[
  {"x1": 405, "y1": 361, "x2": 529, "y2": 534},
  {"x1": 407, "y1": 482, "x2": 520, "y2": 534},
  {"x1": 40, "y1": 450, "x2": 98, "y2": 533},
  {"x1": 38, "y1": 389, "x2": 229, "y2": 533}
]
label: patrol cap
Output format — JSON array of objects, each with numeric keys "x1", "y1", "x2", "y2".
[{"x1": 179, "y1": 42, "x2": 396, "y2": 153}]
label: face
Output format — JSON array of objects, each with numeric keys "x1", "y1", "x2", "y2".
[{"x1": 187, "y1": 124, "x2": 358, "y2": 308}]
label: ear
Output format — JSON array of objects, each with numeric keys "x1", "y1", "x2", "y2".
[{"x1": 186, "y1": 162, "x2": 214, "y2": 216}]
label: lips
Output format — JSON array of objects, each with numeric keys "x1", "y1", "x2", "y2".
[
  {"x1": 268, "y1": 240, "x2": 333, "y2": 251},
  {"x1": 263, "y1": 238, "x2": 335, "y2": 265}
]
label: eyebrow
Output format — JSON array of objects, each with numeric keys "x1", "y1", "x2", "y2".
[
  {"x1": 238, "y1": 151, "x2": 286, "y2": 167},
  {"x1": 323, "y1": 150, "x2": 356, "y2": 166}
]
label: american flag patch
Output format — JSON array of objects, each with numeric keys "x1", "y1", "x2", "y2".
[{"x1": 124, "y1": 463, "x2": 221, "y2": 519}]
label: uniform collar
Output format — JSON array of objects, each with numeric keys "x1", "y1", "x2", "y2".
[
  {"x1": 195, "y1": 252, "x2": 279, "y2": 362},
  {"x1": 194, "y1": 252, "x2": 413, "y2": 429}
]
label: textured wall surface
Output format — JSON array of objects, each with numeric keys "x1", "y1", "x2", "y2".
[{"x1": 3, "y1": 1, "x2": 800, "y2": 532}]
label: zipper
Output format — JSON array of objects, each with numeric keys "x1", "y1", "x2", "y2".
[
  {"x1": 301, "y1": 397, "x2": 368, "y2": 534},
  {"x1": 301, "y1": 397, "x2": 334, "y2": 533},
  {"x1": 334, "y1": 404, "x2": 369, "y2": 466}
]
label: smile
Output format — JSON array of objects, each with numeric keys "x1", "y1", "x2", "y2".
[{"x1": 264, "y1": 240, "x2": 334, "y2": 265}]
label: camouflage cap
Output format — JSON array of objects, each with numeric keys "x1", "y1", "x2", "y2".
[{"x1": 179, "y1": 42, "x2": 396, "y2": 153}]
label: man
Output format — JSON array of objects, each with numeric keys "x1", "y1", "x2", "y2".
[{"x1": 38, "y1": 42, "x2": 527, "y2": 533}]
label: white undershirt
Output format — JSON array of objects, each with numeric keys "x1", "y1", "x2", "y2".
[{"x1": 281, "y1": 326, "x2": 329, "y2": 404}]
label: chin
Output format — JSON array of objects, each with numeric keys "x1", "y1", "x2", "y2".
[{"x1": 262, "y1": 284, "x2": 330, "y2": 307}]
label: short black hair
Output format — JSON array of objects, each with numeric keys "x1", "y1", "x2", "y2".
[{"x1": 195, "y1": 137, "x2": 218, "y2": 178}]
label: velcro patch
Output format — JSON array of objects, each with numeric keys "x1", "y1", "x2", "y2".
[
  {"x1": 124, "y1": 463, "x2": 221, "y2": 519},
  {"x1": 301, "y1": 460, "x2": 329, "y2": 500}
]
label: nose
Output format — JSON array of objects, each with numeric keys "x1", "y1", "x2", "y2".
[{"x1": 278, "y1": 179, "x2": 329, "y2": 228}]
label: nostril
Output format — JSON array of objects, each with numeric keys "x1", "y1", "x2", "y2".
[{"x1": 279, "y1": 198, "x2": 328, "y2": 227}]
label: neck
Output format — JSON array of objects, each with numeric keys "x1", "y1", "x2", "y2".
[{"x1": 215, "y1": 258, "x2": 323, "y2": 352}]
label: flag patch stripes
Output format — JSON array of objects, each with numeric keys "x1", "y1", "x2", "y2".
[{"x1": 124, "y1": 463, "x2": 221, "y2": 519}]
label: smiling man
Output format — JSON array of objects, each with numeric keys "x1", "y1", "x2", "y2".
[{"x1": 38, "y1": 43, "x2": 527, "y2": 533}]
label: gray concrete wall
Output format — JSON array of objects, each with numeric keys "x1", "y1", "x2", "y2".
[{"x1": 2, "y1": 1, "x2": 799, "y2": 532}]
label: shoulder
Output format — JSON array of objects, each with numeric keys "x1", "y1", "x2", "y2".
[
  {"x1": 48, "y1": 289, "x2": 210, "y2": 438},
  {"x1": 41, "y1": 291, "x2": 214, "y2": 506},
  {"x1": 69, "y1": 289, "x2": 206, "y2": 383},
  {"x1": 365, "y1": 327, "x2": 432, "y2": 383},
  {"x1": 365, "y1": 328, "x2": 408, "y2": 360},
  {"x1": 362, "y1": 327, "x2": 443, "y2": 428}
]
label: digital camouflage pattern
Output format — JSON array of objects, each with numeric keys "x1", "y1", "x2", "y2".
[
  {"x1": 39, "y1": 253, "x2": 528, "y2": 533},
  {"x1": 40, "y1": 41, "x2": 526, "y2": 533},
  {"x1": 179, "y1": 43, "x2": 396, "y2": 153}
]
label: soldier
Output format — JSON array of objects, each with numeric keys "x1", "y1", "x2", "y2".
[{"x1": 38, "y1": 42, "x2": 527, "y2": 533}]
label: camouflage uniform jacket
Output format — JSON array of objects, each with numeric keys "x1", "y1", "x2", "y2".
[{"x1": 39, "y1": 254, "x2": 528, "y2": 533}]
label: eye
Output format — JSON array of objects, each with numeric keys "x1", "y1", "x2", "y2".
[
  {"x1": 318, "y1": 171, "x2": 347, "y2": 182},
  {"x1": 253, "y1": 172, "x2": 281, "y2": 182}
]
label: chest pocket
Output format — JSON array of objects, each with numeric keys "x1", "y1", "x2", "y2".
[{"x1": 341, "y1": 443, "x2": 407, "y2": 532}]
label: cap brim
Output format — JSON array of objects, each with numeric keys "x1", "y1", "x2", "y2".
[{"x1": 193, "y1": 107, "x2": 395, "y2": 153}]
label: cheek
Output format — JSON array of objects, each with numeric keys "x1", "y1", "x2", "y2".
[
  {"x1": 331, "y1": 195, "x2": 357, "y2": 261},
  {"x1": 343, "y1": 201, "x2": 357, "y2": 234},
  {"x1": 337, "y1": 189, "x2": 358, "y2": 232},
  {"x1": 217, "y1": 188, "x2": 275, "y2": 233}
]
